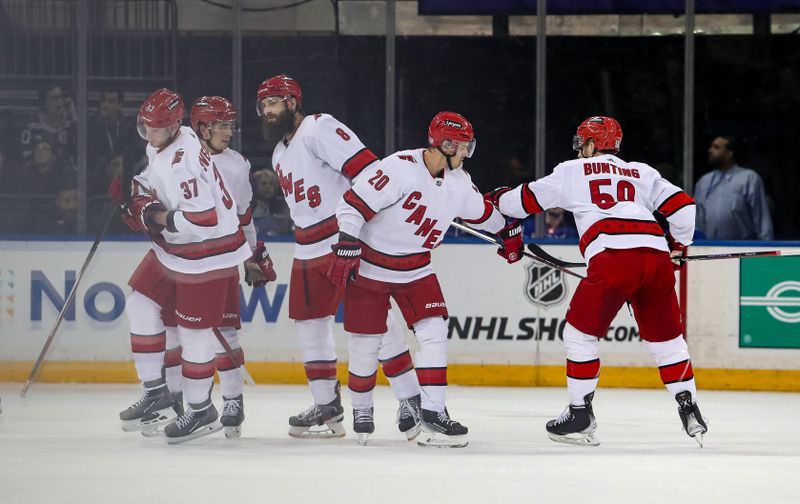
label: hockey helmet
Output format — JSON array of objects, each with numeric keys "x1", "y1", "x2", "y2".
[
  {"x1": 573, "y1": 116, "x2": 622, "y2": 153},
  {"x1": 428, "y1": 111, "x2": 476, "y2": 158},
  {"x1": 256, "y1": 74, "x2": 302, "y2": 117},
  {"x1": 137, "y1": 88, "x2": 184, "y2": 139},
  {"x1": 191, "y1": 96, "x2": 238, "y2": 133}
]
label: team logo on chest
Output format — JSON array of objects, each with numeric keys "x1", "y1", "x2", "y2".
[{"x1": 524, "y1": 263, "x2": 568, "y2": 307}]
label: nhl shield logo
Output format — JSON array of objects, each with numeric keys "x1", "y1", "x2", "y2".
[{"x1": 524, "y1": 263, "x2": 567, "y2": 307}]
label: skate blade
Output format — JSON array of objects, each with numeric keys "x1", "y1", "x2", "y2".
[
  {"x1": 546, "y1": 431, "x2": 600, "y2": 446},
  {"x1": 224, "y1": 426, "x2": 242, "y2": 439},
  {"x1": 417, "y1": 432, "x2": 468, "y2": 448},
  {"x1": 141, "y1": 425, "x2": 165, "y2": 437},
  {"x1": 121, "y1": 407, "x2": 176, "y2": 433},
  {"x1": 402, "y1": 423, "x2": 422, "y2": 441},
  {"x1": 288, "y1": 421, "x2": 346, "y2": 439},
  {"x1": 357, "y1": 433, "x2": 370, "y2": 446},
  {"x1": 166, "y1": 421, "x2": 223, "y2": 445}
]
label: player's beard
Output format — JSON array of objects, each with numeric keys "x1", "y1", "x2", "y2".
[{"x1": 263, "y1": 108, "x2": 296, "y2": 143}]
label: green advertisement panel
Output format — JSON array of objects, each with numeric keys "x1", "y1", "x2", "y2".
[{"x1": 740, "y1": 255, "x2": 800, "y2": 348}]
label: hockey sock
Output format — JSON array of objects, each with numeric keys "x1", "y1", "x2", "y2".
[
  {"x1": 412, "y1": 316, "x2": 448, "y2": 412},
  {"x1": 379, "y1": 311, "x2": 419, "y2": 401},
  {"x1": 563, "y1": 323, "x2": 600, "y2": 406},
  {"x1": 215, "y1": 327, "x2": 244, "y2": 400},
  {"x1": 348, "y1": 334, "x2": 380, "y2": 410},
  {"x1": 127, "y1": 291, "x2": 166, "y2": 383},
  {"x1": 647, "y1": 335, "x2": 697, "y2": 401},
  {"x1": 164, "y1": 326, "x2": 182, "y2": 394},
  {"x1": 296, "y1": 316, "x2": 338, "y2": 405},
  {"x1": 179, "y1": 326, "x2": 217, "y2": 405}
]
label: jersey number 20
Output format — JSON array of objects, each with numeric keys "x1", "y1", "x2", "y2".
[{"x1": 589, "y1": 178, "x2": 635, "y2": 209}]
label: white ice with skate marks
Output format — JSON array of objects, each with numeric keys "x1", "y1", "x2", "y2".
[{"x1": 0, "y1": 384, "x2": 798, "y2": 503}]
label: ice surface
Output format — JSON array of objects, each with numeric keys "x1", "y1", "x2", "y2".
[{"x1": 1, "y1": 384, "x2": 798, "y2": 503}]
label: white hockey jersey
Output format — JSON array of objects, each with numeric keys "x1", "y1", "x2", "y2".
[
  {"x1": 271, "y1": 113, "x2": 379, "y2": 260},
  {"x1": 212, "y1": 147, "x2": 257, "y2": 252},
  {"x1": 135, "y1": 126, "x2": 251, "y2": 274},
  {"x1": 497, "y1": 154, "x2": 696, "y2": 262},
  {"x1": 337, "y1": 148, "x2": 506, "y2": 283}
]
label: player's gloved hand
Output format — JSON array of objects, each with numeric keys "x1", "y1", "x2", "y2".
[
  {"x1": 497, "y1": 221, "x2": 524, "y2": 264},
  {"x1": 670, "y1": 243, "x2": 687, "y2": 271},
  {"x1": 124, "y1": 194, "x2": 167, "y2": 234},
  {"x1": 327, "y1": 234, "x2": 361, "y2": 287},
  {"x1": 484, "y1": 186, "x2": 513, "y2": 207},
  {"x1": 244, "y1": 240, "x2": 277, "y2": 287}
]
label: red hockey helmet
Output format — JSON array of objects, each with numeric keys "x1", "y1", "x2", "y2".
[
  {"x1": 573, "y1": 116, "x2": 622, "y2": 153},
  {"x1": 191, "y1": 96, "x2": 237, "y2": 133},
  {"x1": 138, "y1": 88, "x2": 183, "y2": 129},
  {"x1": 428, "y1": 111, "x2": 476, "y2": 158},
  {"x1": 256, "y1": 74, "x2": 302, "y2": 116}
]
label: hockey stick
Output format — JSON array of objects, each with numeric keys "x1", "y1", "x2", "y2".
[
  {"x1": 450, "y1": 221, "x2": 585, "y2": 279},
  {"x1": 212, "y1": 327, "x2": 256, "y2": 386},
  {"x1": 526, "y1": 243, "x2": 587, "y2": 268},
  {"x1": 675, "y1": 250, "x2": 781, "y2": 262},
  {"x1": 20, "y1": 205, "x2": 121, "y2": 398}
]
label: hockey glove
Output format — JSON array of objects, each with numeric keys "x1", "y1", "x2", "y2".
[
  {"x1": 244, "y1": 240, "x2": 278, "y2": 287},
  {"x1": 670, "y1": 242, "x2": 688, "y2": 271},
  {"x1": 327, "y1": 237, "x2": 361, "y2": 287},
  {"x1": 125, "y1": 194, "x2": 167, "y2": 234},
  {"x1": 484, "y1": 186, "x2": 514, "y2": 208},
  {"x1": 497, "y1": 221, "x2": 524, "y2": 264}
]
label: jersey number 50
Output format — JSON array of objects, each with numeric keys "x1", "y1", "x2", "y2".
[{"x1": 589, "y1": 178, "x2": 635, "y2": 210}]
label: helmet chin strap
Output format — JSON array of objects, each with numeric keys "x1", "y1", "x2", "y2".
[{"x1": 437, "y1": 146, "x2": 460, "y2": 170}]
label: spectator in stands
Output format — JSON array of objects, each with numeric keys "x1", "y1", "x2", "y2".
[
  {"x1": 89, "y1": 151, "x2": 124, "y2": 196},
  {"x1": 251, "y1": 168, "x2": 291, "y2": 236},
  {"x1": 19, "y1": 85, "x2": 76, "y2": 169},
  {"x1": 18, "y1": 139, "x2": 70, "y2": 195},
  {"x1": 694, "y1": 135, "x2": 773, "y2": 240},
  {"x1": 520, "y1": 208, "x2": 578, "y2": 240},
  {"x1": 31, "y1": 183, "x2": 79, "y2": 234},
  {"x1": 88, "y1": 90, "x2": 137, "y2": 170}
]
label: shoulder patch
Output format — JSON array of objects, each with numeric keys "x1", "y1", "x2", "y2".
[
  {"x1": 397, "y1": 154, "x2": 416, "y2": 163},
  {"x1": 171, "y1": 150, "x2": 184, "y2": 166},
  {"x1": 314, "y1": 113, "x2": 323, "y2": 120}
]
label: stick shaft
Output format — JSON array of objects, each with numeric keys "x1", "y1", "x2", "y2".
[
  {"x1": 677, "y1": 250, "x2": 781, "y2": 262},
  {"x1": 212, "y1": 327, "x2": 255, "y2": 386},
  {"x1": 20, "y1": 206, "x2": 120, "y2": 398}
]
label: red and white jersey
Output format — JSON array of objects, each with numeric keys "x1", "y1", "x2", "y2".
[
  {"x1": 271, "y1": 113, "x2": 378, "y2": 260},
  {"x1": 337, "y1": 148, "x2": 506, "y2": 283},
  {"x1": 212, "y1": 147, "x2": 257, "y2": 252},
  {"x1": 497, "y1": 154, "x2": 696, "y2": 262},
  {"x1": 135, "y1": 126, "x2": 251, "y2": 274}
]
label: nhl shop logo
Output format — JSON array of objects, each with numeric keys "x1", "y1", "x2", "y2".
[{"x1": 524, "y1": 263, "x2": 567, "y2": 307}]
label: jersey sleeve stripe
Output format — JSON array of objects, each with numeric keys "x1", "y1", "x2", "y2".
[
  {"x1": 579, "y1": 218, "x2": 665, "y2": 256},
  {"x1": 657, "y1": 191, "x2": 696, "y2": 217},
  {"x1": 462, "y1": 200, "x2": 494, "y2": 225},
  {"x1": 294, "y1": 215, "x2": 339, "y2": 245},
  {"x1": 521, "y1": 183, "x2": 544, "y2": 214},
  {"x1": 343, "y1": 189, "x2": 377, "y2": 221},
  {"x1": 183, "y1": 208, "x2": 218, "y2": 227},
  {"x1": 238, "y1": 206, "x2": 253, "y2": 226},
  {"x1": 342, "y1": 148, "x2": 379, "y2": 179}
]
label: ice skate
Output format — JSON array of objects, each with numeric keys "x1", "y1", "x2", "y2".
[
  {"x1": 288, "y1": 383, "x2": 345, "y2": 438},
  {"x1": 546, "y1": 392, "x2": 600, "y2": 446},
  {"x1": 396, "y1": 394, "x2": 421, "y2": 440},
  {"x1": 418, "y1": 408, "x2": 468, "y2": 448},
  {"x1": 164, "y1": 399, "x2": 222, "y2": 444},
  {"x1": 353, "y1": 407, "x2": 374, "y2": 445},
  {"x1": 119, "y1": 381, "x2": 176, "y2": 433},
  {"x1": 141, "y1": 391, "x2": 185, "y2": 437},
  {"x1": 675, "y1": 391, "x2": 708, "y2": 447},
  {"x1": 221, "y1": 394, "x2": 244, "y2": 439}
]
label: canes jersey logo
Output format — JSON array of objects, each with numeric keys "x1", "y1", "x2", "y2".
[{"x1": 524, "y1": 263, "x2": 567, "y2": 307}]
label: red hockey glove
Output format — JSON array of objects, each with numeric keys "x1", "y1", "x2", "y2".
[
  {"x1": 670, "y1": 242, "x2": 687, "y2": 271},
  {"x1": 327, "y1": 238, "x2": 361, "y2": 287},
  {"x1": 124, "y1": 194, "x2": 167, "y2": 234},
  {"x1": 484, "y1": 186, "x2": 513, "y2": 207},
  {"x1": 244, "y1": 240, "x2": 277, "y2": 287},
  {"x1": 497, "y1": 221, "x2": 524, "y2": 264}
]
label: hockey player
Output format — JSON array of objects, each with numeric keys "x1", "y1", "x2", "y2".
[
  {"x1": 487, "y1": 116, "x2": 708, "y2": 446},
  {"x1": 118, "y1": 88, "x2": 251, "y2": 444},
  {"x1": 329, "y1": 111, "x2": 524, "y2": 447},
  {"x1": 257, "y1": 74, "x2": 422, "y2": 442},
  {"x1": 190, "y1": 96, "x2": 277, "y2": 438}
]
